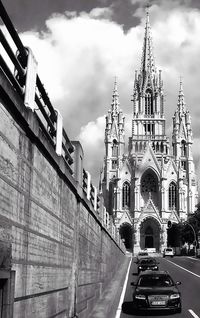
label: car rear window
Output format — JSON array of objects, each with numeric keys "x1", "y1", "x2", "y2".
[
  {"x1": 138, "y1": 275, "x2": 173, "y2": 287},
  {"x1": 138, "y1": 252, "x2": 148, "y2": 256},
  {"x1": 166, "y1": 248, "x2": 173, "y2": 252},
  {"x1": 140, "y1": 259, "x2": 156, "y2": 265}
]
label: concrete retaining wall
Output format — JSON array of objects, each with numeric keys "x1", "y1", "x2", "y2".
[{"x1": 0, "y1": 69, "x2": 125, "y2": 318}]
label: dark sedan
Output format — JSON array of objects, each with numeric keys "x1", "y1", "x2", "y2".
[
  {"x1": 131, "y1": 271, "x2": 182, "y2": 313},
  {"x1": 137, "y1": 257, "x2": 159, "y2": 274}
]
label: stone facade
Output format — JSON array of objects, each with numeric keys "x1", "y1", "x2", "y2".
[{"x1": 102, "y1": 10, "x2": 198, "y2": 254}]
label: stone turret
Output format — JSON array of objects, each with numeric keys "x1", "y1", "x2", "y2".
[{"x1": 103, "y1": 78, "x2": 125, "y2": 189}]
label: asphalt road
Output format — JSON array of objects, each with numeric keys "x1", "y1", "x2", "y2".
[{"x1": 118, "y1": 255, "x2": 200, "y2": 318}]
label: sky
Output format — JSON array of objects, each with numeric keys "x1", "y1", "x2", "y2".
[{"x1": 2, "y1": 0, "x2": 200, "y2": 188}]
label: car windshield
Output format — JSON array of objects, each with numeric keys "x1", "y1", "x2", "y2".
[
  {"x1": 140, "y1": 259, "x2": 156, "y2": 265},
  {"x1": 138, "y1": 275, "x2": 174, "y2": 287},
  {"x1": 166, "y1": 248, "x2": 173, "y2": 252}
]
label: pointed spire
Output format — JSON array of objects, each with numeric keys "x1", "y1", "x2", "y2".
[
  {"x1": 140, "y1": 5, "x2": 156, "y2": 76},
  {"x1": 111, "y1": 76, "x2": 120, "y2": 114},
  {"x1": 177, "y1": 76, "x2": 186, "y2": 113}
]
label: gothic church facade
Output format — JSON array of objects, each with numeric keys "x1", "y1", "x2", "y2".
[{"x1": 102, "y1": 10, "x2": 198, "y2": 254}]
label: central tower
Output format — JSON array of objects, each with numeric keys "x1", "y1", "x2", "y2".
[{"x1": 129, "y1": 8, "x2": 169, "y2": 159}]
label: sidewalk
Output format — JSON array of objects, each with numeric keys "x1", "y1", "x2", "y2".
[{"x1": 88, "y1": 255, "x2": 131, "y2": 318}]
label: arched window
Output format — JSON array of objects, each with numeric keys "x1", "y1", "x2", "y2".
[
  {"x1": 112, "y1": 139, "x2": 118, "y2": 157},
  {"x1": 181, "y1": 140, "x2": 186, "y2": 157},
  {"x1": 122, "y1": 182, "x2": 130, "y2": 208},
  {"x1": 145, "y1": 89, "x2": 153, "y2": 115},
  {"x1": 169, "y1": 182, "x2": 177, "y2": 210},
  {"x1": 141, "y1": 170, "x2": 159, "y2": 207}
]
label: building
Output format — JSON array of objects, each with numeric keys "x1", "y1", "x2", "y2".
[{"x1": 102, "y1": 9, "x2": 198, "y2": 254}]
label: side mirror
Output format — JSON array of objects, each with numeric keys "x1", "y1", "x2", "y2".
[
  {"x1": 131, "y1": 282, "x2": 136, "y2": 286},
  {"x1": 175, "y1": 281, "x2": 181, "y2": 285}
]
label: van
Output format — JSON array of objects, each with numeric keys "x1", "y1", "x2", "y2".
[{"x1": 163, "y1": 247, "x2": 174, "y2": 257}]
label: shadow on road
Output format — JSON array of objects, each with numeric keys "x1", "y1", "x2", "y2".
[
  {"x1": 122, "y1": 302, "x2": 177, "y2": 316},
  {"x1": 132, "y1": 272, "x2": 138, "y2": 276}
]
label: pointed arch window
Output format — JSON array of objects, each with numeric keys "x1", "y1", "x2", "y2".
[
  {"x1": 145, "y1": 89, "x2": 153, "y2": 115},
  {"x1": 122, "y1": 182, "x2": 130, "y2": 209},
  {"x1": 181, "y1": 140, "x2": 186, "y2": 157},
  {"x1": 169, "y1": 182, "x2": 177, "y2": 210},
  {"x1": 112, "y1": 139, "x2": 118, "y2": 157}
]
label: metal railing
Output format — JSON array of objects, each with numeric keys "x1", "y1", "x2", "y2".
[
  {"x1": 0, "y1": 1, "x2": 74, "y2": 174},
  {"x1": 83, "y1": 168, "x2": 100, "y2": 213}
]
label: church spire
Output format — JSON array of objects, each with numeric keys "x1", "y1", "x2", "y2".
[
  {"x1": 140, "y1": 5, "x2": 156, "y2": 77},
  {"x1": 111, "y1": 76, "x2": 120, "y2": 114},
  {"x1": 177, "y1": 77, "x2": 186, "y2": 114}
]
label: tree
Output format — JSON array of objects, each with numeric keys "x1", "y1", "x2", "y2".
[
  {"x1": 180, "y1": 202, "x2": 200, "y2": 246},
  {"x1": 167, "y1": 223, "x2": 182, "y2": 247}
]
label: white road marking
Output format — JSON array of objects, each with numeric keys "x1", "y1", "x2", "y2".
[
  {"x1": 115, "y1": 257, "x2": 132, "y2": 318},
  {"x1": 166, "y1": 259, "x2": 200, "y2": 278},
  {"x1": 189, "y1": 309, "x2": 199, "y2": 318},
  {"x1": 187, "y1": 257, "x2": 200, "y2": 261}
]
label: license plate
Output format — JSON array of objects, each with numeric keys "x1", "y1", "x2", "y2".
[{"x1": 151, "y1": 301, "x2": 165, "y2": 306}]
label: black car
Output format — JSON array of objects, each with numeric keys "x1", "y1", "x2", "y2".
[
  {"x1": 131, "y1": 271, "x2": 182, "y2": 313},
  {"x1": 137, "y1": 257, "x2": 159, "y2": 274}
]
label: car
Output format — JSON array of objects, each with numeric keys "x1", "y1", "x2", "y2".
[
  {"x1": 137, "y1": 257, "x2": 159, "y2": 274},
  {"x1": 136, "y1": 251, "x2": 149, "y2": 262},
  {"x1": 131, "y1": 271, "x2": 182, "y2": 313},
  {"x1": 163, "y1": 247, "x2": 174, "y2": 257}
]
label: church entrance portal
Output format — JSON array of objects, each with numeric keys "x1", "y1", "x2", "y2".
[
  {"x1": 140, "y1": 218, "x2": 160, "y2": 251},
  {"x1": 144, "y1": 225, "x2": 154, "y2": 248}
]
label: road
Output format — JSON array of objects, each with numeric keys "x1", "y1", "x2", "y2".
[{"x1": 117, "y1": 255, "x2": 200, "y2": 318}]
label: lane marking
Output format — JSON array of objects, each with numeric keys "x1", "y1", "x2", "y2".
[
  {"x1": 166, "y1": 259, "x2": 200, "y2": 278},
  {"x1": 187, "y1": 257, "x2": 200, "y2": 261},
  {"x1": 115, "y1": 257, "x2": 132, "y2": 318},
  {"x1": 189, "y1": 309, "x2": 199, "y2": 318}
]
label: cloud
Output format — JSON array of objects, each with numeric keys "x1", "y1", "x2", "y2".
[
  {"x1": 78, "y1": 116, "x2": 105, "y2": 182},
  {"x1": 5, "y1": 2, "x2": 199, "y2": 186}
]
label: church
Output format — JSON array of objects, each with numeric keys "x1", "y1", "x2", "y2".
[{"x1": 101, "y1": 9, "x2": 198, "y2": 254}]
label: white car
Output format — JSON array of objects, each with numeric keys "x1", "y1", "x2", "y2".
[
  {"x1": 136, "y1": 251, "x2": 149, "y2": 263},
  {"x1": 163, "y1": 247, "x2": 174, "y2": 257}
]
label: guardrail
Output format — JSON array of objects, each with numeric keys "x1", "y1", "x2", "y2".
[{"x1": 0, "y1": 0, "x2": 74, "y2": 174}]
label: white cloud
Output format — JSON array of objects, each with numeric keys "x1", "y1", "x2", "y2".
[
  {"x1": 78, "y1": 116, "x2": 105, "y2": 182},
  {"x1": 87, "y1": 7, "x2": 113, "y2": 19},
  {"x1": 12, "y1": 3, "x2": 200, "y2": 186}
]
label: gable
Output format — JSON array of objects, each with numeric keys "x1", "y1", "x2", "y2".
[
  {"x1": 118, "y1": 210, "x2": 132, "y2": 227},
  {"x1": 135, "y1": 144, "x2": 160, "y2": 178}
]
